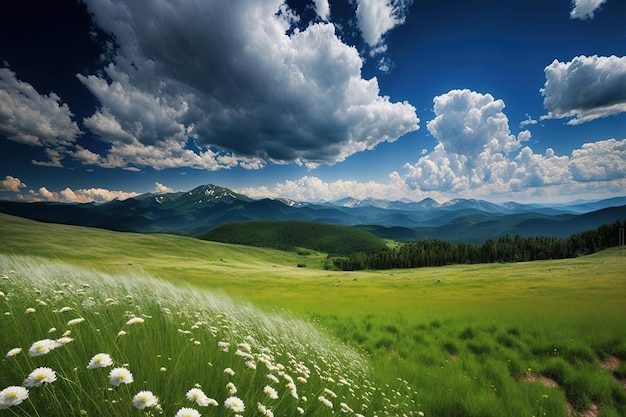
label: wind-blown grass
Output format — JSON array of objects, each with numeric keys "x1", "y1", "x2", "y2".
[
  {"x1": 0, "y1": 255, "x2": 419, "y2": 416},
  {"x1": 2, "y1": 215, "x2": 626, "y2": 416}
]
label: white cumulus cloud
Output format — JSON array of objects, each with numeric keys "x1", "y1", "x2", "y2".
[
  {"x1": 78, "y1": 0, "x2": 419, "y2": 171},
  {"x1": 313, "y1": 0, "x2": 330, "y2": 20},
  {"x1": 355, "y1": 0, "x2": 412, "y2": 51},
  {"x1": 0, "y1": 67, "x2": 80, "y2": 151},
  {"x1": 0, "y1": 175, "x2": 27, "y2": 192},
  {"x1": 19, "y1": 186, "x2": 139, "y2": 203},
  {"x1": 570, "y1": 0, "x2": 607, "y2": 20},
  {"x1": 154, "y1": 182, "x2": 174, "y2": 194},
  {"x1": 569, "y1": 138, "x2": 626, "y2": 182},
  {"x1": 402, "y1": 89, "x2": 587, "y2": 195},
  {"x1": 541, "y1": 55, "x2": 626, "y2": 124},
  {"x1": 236, "y1": 174, "x2": 412, "y2": 202}
]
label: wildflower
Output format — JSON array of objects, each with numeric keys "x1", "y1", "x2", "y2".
[
  {"x1": 266, "y1": 374, "x2": 279, "y2": 384},
  {"x1": 246, "y1": 360, "x2": 257, "y2": 370},
  {"x1": 48, "y1": 327, "x2": 57, "y2": 333},
  {"x1": 324, "y1": 388, "x2": 338, "y2": 398},
  {"x1": 67, "y1": 317, "x2": 85, "y2": 326},
  {"x1": 224, "y1": 367, "x2": 235, "y2": 376},
  {"x1": 264, "y1": 385, "x2": 278, "y2": 400},
  {"x1": 25, "y1": 308, "x2": 36, "y2": 314},
  {"x1": 58, "y1": 306, "x2": 73, "y2": 313},
  {"x1": 109, "y1": 367, "x2": 133, "y2": 387},
  {"x1": 340, "y1": 402, "x2": 354, "y2": 413},
  {"x1": 318, "y1": 395, "x2": 333, "y2": 408},
  {"x1": 297, "y1": 407, "x2": 304, "y2": 414},
  {"x1": 24, "y1": 367, "x2": 57, "y2": 387},
  {"x1": 117, "y1": 330, "x2": 127, "y2": 337},
  {"x1": 186, "y1": 388, "x2": 210, "y2": 407},
  {"x1": 174, "y1": 407, "x2": 201, "y2": 417},
  {"x1": 193, "y1": 340, "x2": 201, "y2": 346},
  {"x1": 160, "y1": 367, "x2": 167, "y2": 372},
  {"x1": 87, "y1": 353, "x2": 113, "y2": 369},
  {"x1": 28, "y1": 339, "x2": 60, "y2": 356},
  {"x1": 132, "y1": 391, "x2": 158, "y2": 409},
  {"x1": 218, "y1": 341, "x2": 230, "y2": 352},
  {"x1": 258, "y1": 404, "x2": 274, "y2": 417},
  {"x1": 418, "y1": 412, "x2": 425, "y2": 417},
  {"x1": 126, "y1": 317, "x2": 144, "y2": 325},
  {"x1": 238, "y1": 342, "x2": 251, "y2": 352},
  {"x1": 224, "y1": 396, "x2": 245, "y2": 413},
  {"x1": 287, "y1": 382, "x2": 298, "y2": 399},
  {"x1": 5, "y1": 348, "x2": 21, "y2": 358},
  {"x1": 0, "y1": 386, "x2": 28, "y2": 409},
  {"x1": 56, "y1": 337, "x2": 74, "y2": 345},
  {"x1": 226, "y1": 382, "x2": 237, "y2": 395}
]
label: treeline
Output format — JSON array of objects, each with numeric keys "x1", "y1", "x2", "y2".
[{"x1": 333, "y1": 219, "x2": 625, "y2": 271}]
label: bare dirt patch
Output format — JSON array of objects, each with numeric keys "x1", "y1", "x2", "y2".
[
  {"x1": 524, "y1": 371, "x2": 559, "y2": 388},
  {"x1": 599, "y1": 355, "x2": 620, "y2": 370}
]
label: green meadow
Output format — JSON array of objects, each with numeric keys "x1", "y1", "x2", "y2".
[{"x1": 1, "y1": 213, "x2": 625, "y2": 417}]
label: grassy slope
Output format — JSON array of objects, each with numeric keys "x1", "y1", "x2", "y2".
[
  {"x1": 201, "y1": 220, "x2": 388, "y2": 255},
  {"x1": 3, "y1": 213, "x2": 626, "y2": 416},
  {"x1": 3, "y1": 213, "x2": 623, "y2": 318}
]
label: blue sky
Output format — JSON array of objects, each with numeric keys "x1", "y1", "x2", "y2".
[{"x1": 1, "y1": 0, "x2": 625, "y2": 204}]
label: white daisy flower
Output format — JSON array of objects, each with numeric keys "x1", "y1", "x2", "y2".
[
  {"x1": 266, "y1": 374, "x2": 280, "y2": 384},
  {"x1": 56, "y1": 337, "x2": 74, "y2": 345},
  {"x1": 224, "y1": 367, "x2": 235, "y2": 376},
  {"x1": 109, "y1": 367, "x2": 133, "y2": 387},
  {"x1": 264, "y1": 385, "x2": 278, "y2": 400},
  {"x1": 132, "y1": 391, "x2": 158, "y2": 409},
  {"x1": 318, "y1": 395, "x2": 333, "y2": 408},
  {"x1": 174, "y1": 407, "x2": 201, "y2": 417},
  {"x1": 28, "y1": 339, "x2": 60, "y2": 356},
  {"x1": 67, "y1": 317, "x2": 85, "y2": 326},
  {"x1": 25, "y1": 308, "x2": 36, "y2": 314},
  {"x1": 224, "y1": 396, "x2": 245, "y2": 413},
  {"x1": 5, "y1": 348, "x2": 22, "y2": 358},
  {"x1": 24, "y1": 367, "x2": 57, "y2": 387},
  {"x1": 126, "y1": 317, "x2": 144, "y2": 325},
  {"x1": 226, "y1": 382, "x2": 237, "y2": 395},
  {"x1": 186, "y1": 388, "x2": 210, "y2": 407},
  {"x1": 87, "y1": 353, "x2": 113, "y2": 369},
  {"x1": 0, "y1": 386, "x2": 28, "y2": 409}
]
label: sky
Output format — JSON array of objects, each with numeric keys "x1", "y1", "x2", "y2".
[{"x1": 0, "y1": 0, "x2": 625, "y2": 204}]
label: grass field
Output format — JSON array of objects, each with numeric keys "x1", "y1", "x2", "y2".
[{"x1": 1, "y1": 213, "x2": 625, "y2": 416}]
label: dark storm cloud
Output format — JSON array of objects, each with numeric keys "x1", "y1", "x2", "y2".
[{"x1": 78, "y1": 0, "x2": 419, "y2": 169}]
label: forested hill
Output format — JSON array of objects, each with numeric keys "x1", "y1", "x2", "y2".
[
  {"x1": 333, "y1": 219, "x2": 626, "y2": 270},
  {"x1": 200, "y1": 220, "x2": 387, "y2": 256}
]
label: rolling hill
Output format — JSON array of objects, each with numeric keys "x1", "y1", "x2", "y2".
[
  {"x1": 201, "y1": 220, "x2": 387, "y2": 255},
  {"x1": 0, "y1": 183, "x2": 624, "y2": 244}
]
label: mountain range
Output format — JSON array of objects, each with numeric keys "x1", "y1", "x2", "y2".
[{"x1": 1, "y1": 184, "x2": 625, "y2": 244}]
